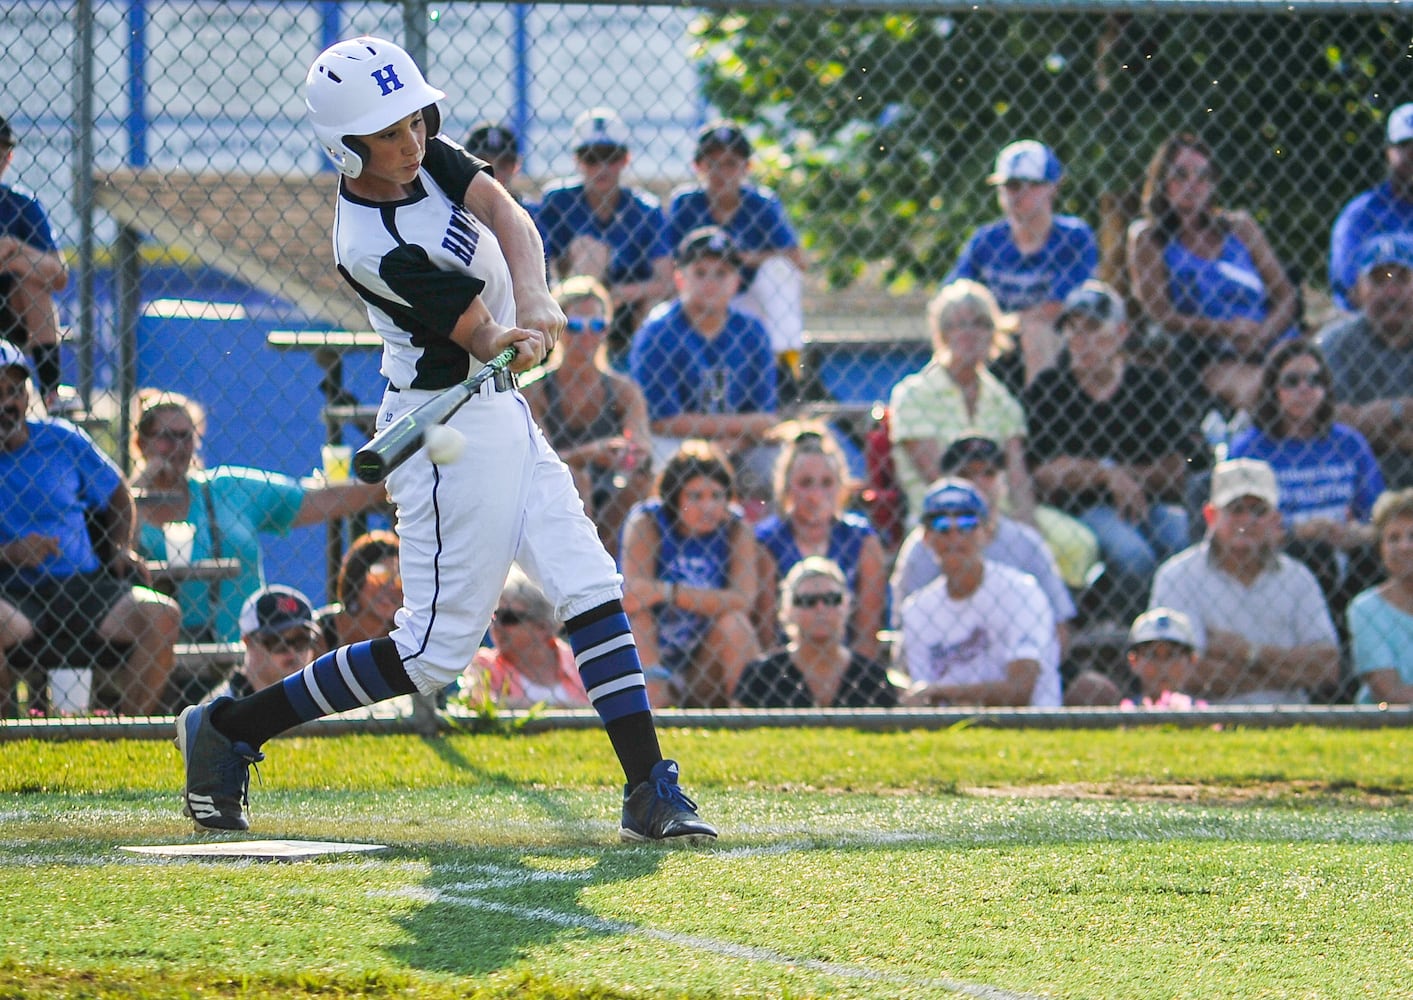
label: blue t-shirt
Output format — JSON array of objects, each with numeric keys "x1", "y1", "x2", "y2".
[
  {"x1": 135, "y1": 467, "x2": 305, "y2": 641},
  {"x1": 945, "y1": 215, "x2": 1097, "y2": 313},
  {"x1": 0, "y1": 183, "x2": 60, "y2": 254},
  {"x1": 1348, "y1": 587, "x2": 1413, "y2": 703},
  {"x1": 629, "y1": 300, "x2": 777, "y2": 421},
  {"x1": 533, "y1": 181, "x2": 670, "y2": 285},
  {"x1": 0, "y1": 420, "x2": 122, "y2": 585},
  {"x1": 1329, "y1": 182, "x2": 1413, "y2": 311},
  {"x1": 635, "y1": 498, "x2": 738, "y2": 656},
  {"x1": 1228, "y1": 424, "x2": 1385, "y2": 527},
  {"x1": 666, "y1": 184, "x2": 798, "y2": 285}
]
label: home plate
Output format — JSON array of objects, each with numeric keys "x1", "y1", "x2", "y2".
[{"x1": 119, "y1": 840, "x2": 388, "y2": 860}]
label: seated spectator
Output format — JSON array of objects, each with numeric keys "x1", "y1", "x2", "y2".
[
  {"x1": 667, "y1": 120, "x2": 806, "y2": 382},
  {"x1": 1349, "y1": 487, "x2": 1413, "y2": 703},
  {"x1": 733, "y1": 556, "x2": 897, "y2": 708},
  {"x1": 896, "y1": 479, "x2": 1061, "y2": 707},
  {"x1": 0, "y1": 343, "x2": 179, "y2": 716},
  {"x1": 1318, "y1": 234, "x2": 1413, "y2": 491},
  {"x1": 535, "y1": 108, "x2": 672, "y2": 362},
  {"x1": 208, "y1": 585, "x2": 321, "y2": 700},
  {"x1": 1328, "y1": 104, "x2": 1413, "y2": 312},
  {"x1": 1127, "y1": 132, "x2": 1300, "y2": 416},
  {"x1": 753, "y1": 422, "x2": 886, "y2": 661},
  {"x1": 628, "y1": 227, "x2": 778, "y2": 494},
  {"x1": 1025, "y1": 280, "x2": 1191, "y2": 622},
  {"x1": 1120, "y1": 607, "x2": 1207, "y2": 710},
  {"x1": 463, "y1": 566, "x2": 589, "y2": 710},
  {"x1": 619, "y1": 440, "x2": 761, "y2": 708},
  {"x1": 519, "y1": 275, "x2": 653, "y2": 558},
  {"x1": 887, "y1": 279, "x2": 1099, "y2": 589},
  {"x1": 1228, "y1": 339, "x2": 1384, "y2": 623},
  {"x1": 0, "y1": 116, "x2": 69, "y2": 410},
  {"x1": 889, "y1": 436, "x2": 1122, "y2": 706},
  {"x1": 947, "y1": 139, "x2": 1098, "y2": 394},
  {"x1": 315, "y1": 530, "x2": 401, "y2": 652},
  {"x1": 1151, "y1": 458, "x2": 1340, "y2": 704},
  {"x1": 127, "y1": 389, "x2": 385, "y2": 642},
  {"x1": 463, "y1": 120, "x2": 527, "y2": 206}
]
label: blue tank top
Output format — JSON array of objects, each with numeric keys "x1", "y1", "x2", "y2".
[
  {"x1": 753, "y1": 512, "x2": 874, "y2": 593},
  {"x1": 644, "y1": 499, "x2": 738, "y2": 655},
  {"x1": 1163, "y1": 230, "x2": 1269, "y2": 323}
]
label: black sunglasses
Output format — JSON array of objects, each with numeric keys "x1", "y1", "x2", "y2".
[
  {"x1": 494, "y1": 608, "x2": 531, "y2": 626},
  {"x1": 794, "y1": 591, "x2": 844, "y2": 609},
  {"x1": 253, "y1": 632, "x2": 315, "y2": 653},
  {"x1": 1277, "y1": 372, "x2": 1325, "y2": 390}
]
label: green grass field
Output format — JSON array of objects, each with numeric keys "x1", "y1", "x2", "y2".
[{"x1": 3, "y1": 725, "x2": 1412, "y2": 999}]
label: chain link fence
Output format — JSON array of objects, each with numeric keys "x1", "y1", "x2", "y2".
[{"x1": 2, "y1": 0, "x2": 1411, "y2": 727}]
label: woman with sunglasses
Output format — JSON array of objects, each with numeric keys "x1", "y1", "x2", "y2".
[
  {"x1": 128, "y1": 388, "x2": 385, "y2": 645},
  {"x1": 733, "y1": 556, "x2": 897, "y2": 709},
  {"x1": 1228, "y1": 339, "x2": 1384, "y2": 628},
  {"x1": 1128, "y1": 132, "x2": 1301, "y2": 415},
  {"x1": 519, "y1": 276, "x2": 653, "y2": 558},
  {"x1": 896, "y1": 479, "x2": 1062, "y2": 707},
  {"x1": 463, "y1": 566, "x2": 589, "y2": 709}
]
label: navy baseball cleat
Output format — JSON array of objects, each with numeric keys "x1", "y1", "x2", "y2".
[
  {"x1": 620, "y1": 759, "x2": 717, "y2": 844},
  {"x1": 175, "y1": 697, "x2": 263, "y2": 832}
]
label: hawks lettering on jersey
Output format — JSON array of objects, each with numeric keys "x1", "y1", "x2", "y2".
[{"x1": 443, "y1": 203, "x2": 481, "y2": 266}]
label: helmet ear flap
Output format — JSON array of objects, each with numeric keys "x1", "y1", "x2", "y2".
[
  {"x1": 423, "y1": 103, "x2": 441, "y2": 139},
  {"x1": 341, "y1": 135, "x2": 369, "y2": 179}
]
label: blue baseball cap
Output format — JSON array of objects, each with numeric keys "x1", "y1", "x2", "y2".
[
  {"x1": 1355, "y1": 233, "x2": 1413, "y2": 278},
  {"x1": 920, "y1": 478, "x2": 990, "y2": 524},
  {"x1": 987, "y1": 140, "x2": 1063, "y2": 185},
  {"x1": 0, "y1": 341, "x2": 31, "y2": 377}
]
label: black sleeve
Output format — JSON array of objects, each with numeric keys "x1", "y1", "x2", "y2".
[
  {"x1": 378, "y1": 243, "x2": 485, "y2": 341},
  {"x1": 421, "y1": 136, "x2": 490, "y2": 207}
]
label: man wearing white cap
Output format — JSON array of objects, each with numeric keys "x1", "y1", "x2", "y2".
[
  {"x1": 1328, "y1": 103, "x2": 1413, "y2": 311},
  {"x1": 945, "y1": 139, "x2": 1098, "y2": 393},
  {"x1": 1150, "y1": 458, "x2": 1339, "y2": 705}
]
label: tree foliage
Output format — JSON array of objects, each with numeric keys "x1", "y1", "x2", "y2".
[{"x1": 690, "y1": 9, "x2": 1413, "y2": 291}]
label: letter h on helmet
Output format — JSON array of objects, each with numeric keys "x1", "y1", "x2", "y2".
[{"x1": 305, "y1": 36, "x2": 446, "y2": 178}]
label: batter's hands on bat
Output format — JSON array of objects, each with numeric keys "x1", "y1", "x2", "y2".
[{"x1": 514, "y1": 288, "x2": 567, "y2": 355}]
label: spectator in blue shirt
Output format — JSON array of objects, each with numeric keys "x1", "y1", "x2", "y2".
[
  {"x1": 1329, "y1": 104, "x2": 1413, "y2": 313},
  {"x1": 946, "y1": 139, "x2": 1098, "y2": 394},
  {"x1": 667, "y1": 121, "x2": 806, "y2": 375},
  {"x1": 535, "y1": 108, "x2": 672, "y2": 363},
  {"x1": 629, "y1": 227, "x2": 778, "y2": 488},
  {"x1": 0, "y1": 343, "x2": 179, "y2": 716},
  {"x1": 1229, "y1": 338, "x2": 1384, "y2": 622},
  {"x1": 0, "y1": 116, "x2": 68, "y2": 410}
]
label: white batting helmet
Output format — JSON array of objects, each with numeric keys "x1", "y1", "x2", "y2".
[{"x1": 305, "y1": 36, "x2": 447, "y2": 178}]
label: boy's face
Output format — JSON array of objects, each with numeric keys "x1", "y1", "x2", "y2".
[
  {"x1": 695, "y1": 149, "x2": 749, "y2": 194},
  {"x1": 675, "y1": 256, "x2": 741, "y2": 312}
]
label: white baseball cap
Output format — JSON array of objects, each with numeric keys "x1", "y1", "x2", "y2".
[
  {"x1": 1210, "y1": 458, "x2": 1279, "y2": 510},
  {"x1": 987, "y1": 140, "x2": 1063, "y2": 185},
  {"x1": 0, "y1": 341, "x2": 31, "y2": 376},
  {"x1": 571, "y1": 107, "x2": 630, "y2": 153},
  {"x1": 1389, "y1": 103, "x2": 1413, "y2": 145},
  {"x1": 1128, "y1": 607, "x2": 1196, "y2": 651}
]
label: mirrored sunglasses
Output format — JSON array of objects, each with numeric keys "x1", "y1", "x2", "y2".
[
  {"x1": 927, "y1": 513, "x2": 982, "y2": 534},
  {"x1": 794, "y1": 591, "x2": 845, "y2": 609},
  {"x1": 565, "y1": 317, "x2": 607, "y2": 334}
]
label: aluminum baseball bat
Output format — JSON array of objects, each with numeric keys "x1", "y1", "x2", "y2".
[{"x1": 353, "y1": 346, "x2": 518, "y2": 483}]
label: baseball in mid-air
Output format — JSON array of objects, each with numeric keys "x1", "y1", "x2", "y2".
[{"x1": 424, "y1": 424, "x2": 466, "y2": 465}]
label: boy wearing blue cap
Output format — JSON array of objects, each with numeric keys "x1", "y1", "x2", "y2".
[{"x1": 896, "y1": 478, "x2": 1062, "y2": 708}]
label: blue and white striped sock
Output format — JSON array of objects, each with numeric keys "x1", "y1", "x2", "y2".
[
  {"x1": 281, "y1": 638, "x2": 408, "y2": 723},
  {"x1": 567, "y1": 604, "x2": 651, "y2": 724}
]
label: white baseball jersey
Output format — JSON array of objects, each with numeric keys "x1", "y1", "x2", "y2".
[{"x1": 335, "y1": 135, "x2": 621, "y2": 693}]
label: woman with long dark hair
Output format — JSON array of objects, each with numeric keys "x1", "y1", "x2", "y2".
[{"x1": 1128, "y1": 133, "x2": 1300, "y2": 414}]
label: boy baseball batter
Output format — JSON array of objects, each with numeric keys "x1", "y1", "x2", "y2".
[{"x1": 174, "y1": 36, "x2": 715, "y2": 844}]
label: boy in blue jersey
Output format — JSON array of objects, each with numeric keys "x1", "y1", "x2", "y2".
[
  {"x1": 1329, "y1": 104, "x2": 1413, "y2": 312},
  {"x1": 0, "y1": 116, "x2": 69, "y2": 410},
  {"x1": 667, "y1": 121, "x2": 806, "y2": 382},
  {"x1": 946, "y1": 140, "x2": 1098, "y2": 395},
  {"x1": 629, "y1": 226, "x2": 778, "y2": 485},
  {"x1": 535, "y1": 108, "x2": 673, "y2": 364}
]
